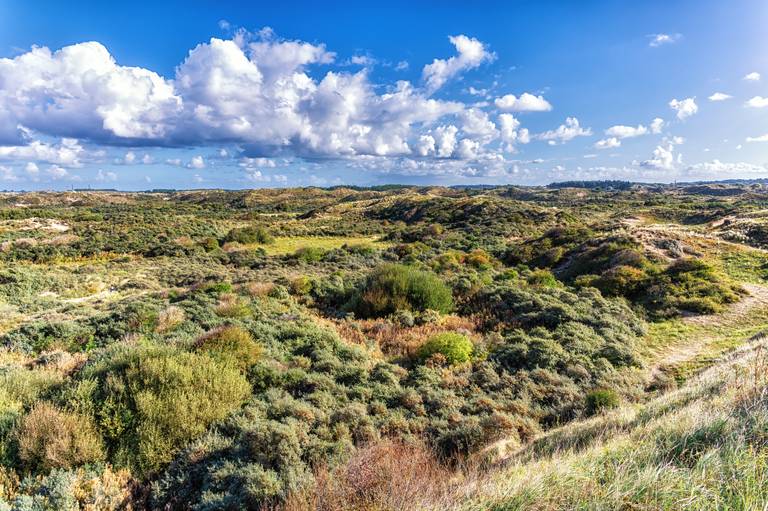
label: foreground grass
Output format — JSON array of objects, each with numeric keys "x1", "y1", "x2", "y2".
[{"x1": 450, "y1": 340, "x2": 768, "y2": 511}]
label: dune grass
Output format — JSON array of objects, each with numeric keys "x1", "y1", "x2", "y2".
[{"x1": 443, "y1": 340, "x2": 768, "y2": 511}]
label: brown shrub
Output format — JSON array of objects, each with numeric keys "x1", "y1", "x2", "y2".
[
  {"x1": 155, "y1": 305, "x2": 185, "y2": 333},
  {"x1": 15, "y1": 402, "x2": 105, "y2": 472},
  {"x1": 285, "y1": 439, "x2": 458, "y2": 511},
  {"x1": 334, "y1": 315, "x2": 478, "y2": 359},
  {"x1": 245, "y1": 281, "x2": 276, "y2": 297}
]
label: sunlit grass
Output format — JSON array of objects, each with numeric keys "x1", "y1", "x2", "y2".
[{"x1": 255, "y1": 235, "x2": 391, "y2": 255}]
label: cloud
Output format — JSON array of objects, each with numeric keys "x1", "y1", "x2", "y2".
[
  {"x1": 648, "y1": 33, "x2": 682, "y2": 47},
  {"x1": 186, "y1": 155, "x2": 205, "y2": 169},
  {"x1": 422, "y1": 35, "x2": 495, "y2": 93},
  {"x1": 639, "y1": 144, "x2": 680, "y2": 171},
  {"x1": 348, "y1": 55, "x2": 376, "y2": 66},
  {"x1": 687, "y1": 160, "x2": 767, "y2": 174},
  {"x1": 95, "y1": 169, "x2": 118, "y2": 181},
  {"x1": 494, "y1": 92, "x2": 552, "y2": 112},
  {"x1": 668, "y1": 97, "x2": 698, "y2": 120},
  {"x1": 744, "y1": 72, "x2": 761, "y2": 82},
  {"x1": 708, "y1": 92, "x2": 732, "y2": 101},
  {"x1": 0, "y1": 166, "x2": 18, "y2": 181},
  {"x1": 537, "y1": 117, "x2": 592, "y2": 145},
  {"x1": 0, "y1": 42, "x2": 181, "y2": 142},
  {"x1": 0, "y1": 138, "x2": 86, "y2": 167},
  {"x1": 594, "y1": 137, "x2": 621, "y2": 149},
  {"x1": 746, "y1": 96, "x2": 768, "y2": 108},
  {"x1": 746, "y1": 133, "x2": 768, "y2": 143},
  {"x1": 460, "y1": 108, "x2": 498, "y2": 143},
  {"x1": 47, "y1": 164, "x2": 80, "y2": 180},
  {"x1": 593, "y1": 119, "x2": 662, "y2": 149},
  {"x1": 498, "y1": 113, "x2": 529, "y2": 151},
  {"x1": 0, "y1": 33, "x2": 473, "y2": 164},
  {"x1": 605, "y1": 124, "x2": 648, "y2": 139},
  {"x1": 394, "y1": 61, "x2": 409, "y2": 71},
  {"x1": 650, "y1": 118, "x2": 665, "y2": 134}
]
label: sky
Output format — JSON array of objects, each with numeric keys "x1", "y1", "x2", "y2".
[{"x1": 0, "y1": 0, "x2": 767, "y2": 190}]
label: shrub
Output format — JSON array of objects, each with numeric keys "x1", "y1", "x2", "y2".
[
  {"x1": 417, "y1": 333, "x2": 473, "y2": 365},
  {"x1": 15, "y1": 402, "x2": 105, "y2": 473},
  {"x1": 464, "y1": 249, "x2": 493, "y2": 270},
  {"x1": 83, "y1": 345, "x2": 251, "y2": 476},
  {"x1": 195, "y1": 325, "x2": 263, "y2": 373},
  {"x1": 292, "y1": 246, "x2": 326, "y2": 263},
  {"x1": 224, "y1": 226, "x2": 273, "y2": 245},
  {"x1": 290, "y1": 276, "x2": 314, "y2": 295},
  {"x1": 2, "y1": 465, "x2": 135, "y2": 510},
  {"x1": 526, "y1": 269, "x2": 559, "y2": 287},
  {"x1": 155, "y1": 306, "x2": 185, "y2": 333},
  {"x1": 215, "y1": 293, "x2": 250, "y2": 318},
  {"x1": 351, "y1": 264, "x2": 453, "y2": 318},
  {"x1": 200, "y1": 236, "x2": 220, "y2": 252},
  {"x1": 293, "y1": 439, "x2": 453, "y2": 511},
  {"x1": 585, "y1": 389, "x2": 620, "y2": 415},
  {"x1": 245, "y1": 282, "x2": 275, "y2": 297}
]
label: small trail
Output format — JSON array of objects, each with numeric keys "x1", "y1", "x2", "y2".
[
  {"x1": 648, "y1": 283, "x2": 768, "y2": 380},
  {"x1": 684, "y1": 283, "x2": 768, "y2": 328}
]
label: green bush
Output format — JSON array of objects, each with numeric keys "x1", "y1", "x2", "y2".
[
  {"x1": 585, "y1": 389, "x2": 620, "y2": 415},
  {"x1": 417, "y1": 333, "x2": 473, "y2": 365},
  {"x1": 351, "y1": 264, "x2": 454, "y2": 318},
  {"x1": 195, "y1": 325, "x2": 263, "y2": 373},
  {"x1": 292, "y1": 246, "x2": 326, "y2": 263},
  {"x1": 83, "y1": 344, "x2": 251, "y2": 476},
  {"x1": 224, "y1": 226, "x2": 273, "y2": 245}
]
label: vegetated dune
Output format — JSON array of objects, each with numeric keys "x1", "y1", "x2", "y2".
[{"x1": 1, "y1": 183, "x2": 768, "y2": 509}]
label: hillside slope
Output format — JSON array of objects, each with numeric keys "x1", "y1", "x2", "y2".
[{"x1": 445, "y1": 332, "x2": 768, "y2": 510}]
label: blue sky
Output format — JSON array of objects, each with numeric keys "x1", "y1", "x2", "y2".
[{"x1": 0, "y1": 0, "x2": 767, "y2": 190}]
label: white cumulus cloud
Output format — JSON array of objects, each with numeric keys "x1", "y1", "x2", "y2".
[
  {"x1": 746, "y1": 96, "x2": 768, "y2": 108},
  {"x1": 494, "y1": 93, "x2": 552, "y2": 112},
  {"x1": 708, "y1": 92, "x2": 732, "y2": 101},
  {"x1": 422, "y1": 35, "x2": 495, "y2": 93},
  {"x1": 537, "y1": 117, "x2": 592, "y2": 145},
  {"x1": 669, "y1": 97, "x2": 698, "y2": 120}
]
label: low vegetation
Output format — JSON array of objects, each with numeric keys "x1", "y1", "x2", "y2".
[{"x1": 0, "y1": 183, "x2": 767, "y2": 508}]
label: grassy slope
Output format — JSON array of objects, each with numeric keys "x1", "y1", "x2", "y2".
[{"x1": 451, "y1": 334, "x2": 768, "y2": 511}]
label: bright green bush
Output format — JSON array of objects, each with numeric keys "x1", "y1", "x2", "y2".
[
  {"x1": 417, "y1": 333, "x2": 473, "y2": 365},
  {"x1": 351, "y1": 264, "x2": 454, "y2": 318},
  {"x1": 585, "y1": 389, "x2": 620, "y2": 415},
  {"x1": 83, "y1": 345, "x2": 250, "y2": 476}
]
